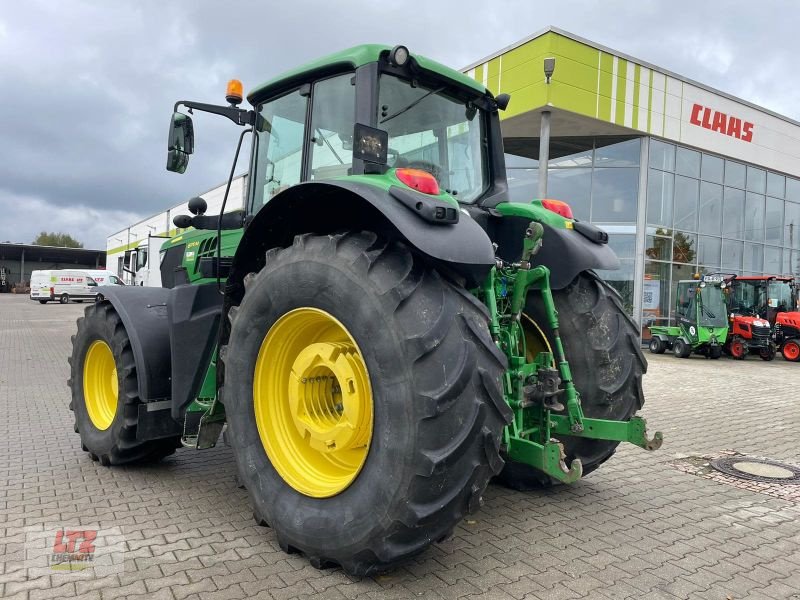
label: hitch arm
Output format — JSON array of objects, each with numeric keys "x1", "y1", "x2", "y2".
[{"x1": 549, "y1": 415, "x2": 663, "y2": 451}]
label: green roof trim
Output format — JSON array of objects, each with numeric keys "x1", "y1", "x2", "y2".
[{"x1": 246, "y1": 44, "x2": 486, "y2": 103}]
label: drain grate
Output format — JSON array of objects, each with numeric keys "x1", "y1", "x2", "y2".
[
  {"x1": 672, "y1": 450, "x2": 800, "y2": 503},
  {"x1": 710, "y1": 456, "x2": 800, "y2": 484}
]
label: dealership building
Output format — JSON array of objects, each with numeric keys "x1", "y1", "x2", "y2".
[
  {"x1": 465, "y1": 27, "x2": 800, "y2": 337},
  {"x1": 108, "y1": 28, "x2": 800, "y2": 339}
]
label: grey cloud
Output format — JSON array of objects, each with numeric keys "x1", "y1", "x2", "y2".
[{"x1": 1, "y1": 0, "x2": 797, "y2": 247}]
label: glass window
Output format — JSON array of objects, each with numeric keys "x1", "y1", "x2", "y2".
[
  {"x1": 698, "y1": 235, "x2": 721, "y2": 267},
  {"x1": 722, "y1": 187, "x2": 745, "y2": 239},
  {"x1": 746, "y1": 166, "x2": 766, "y2": 194},
  {"x1": 672, "y1": 231, "x2": 697, "y2": 264},
  {"x1": 783, "y1": 249, "x2": 799, "y2": 277},
  {"x1": 607, "y1": 234, "x2": 636, "y2": 259},
  {"x1": 251, "y1": 89, "x2": 308, "y2": 209},
  {"x1": 743, "y1": 243, "x2": 764, "y2": 272},
  {"x1": 594, "y1": 138, "x2": 640, "y2": 167},
  {"x1": 549, "y1": 139, "x2": 593, "y2": 167},
  {"x1": 767, "y1": 172, "x2": 785, "y2": 198},
  {"x1": 591, "y1": 167, "x2": 638, "y2": 222},
  {"x1": 725, "y1": 160, "x2": 746, "y2": 189},
  {"x1": 675, "y1": 147, "x2": 700, "y2": 178},
  {"x1": 698, "y1": 181, "x2": 723, "y2": 236},
  {"x1": 507, "y1": 168, "x2": 538, "y2": 202},
  {"x1": 642, "y1": 261, "x2": 671, "y2": 334},
  {"x1": 547, "y1": 168, "x2": 591, "y2": 221},
  {"x1": 764, "y1": 247, "x2": 782, "y2": 274},
  {"x1": 786, "y1": 201, "x2": 800, "y2": 250},
  {"x1": 649, "y1": 139, "x2": 675, "y2": 171},
  {"x1": 645, "y1": 232, "x2": 672, "y2": 262},
  {"x1": 787, "y1": 178, "x2": 800, "y2": 203},
  {"x1": 596, "y1": 260, "x2": 635, "y2": 315},
  {"x1": 647, "y1": 169, "x2": 674, "y2": 227},
  {"x1": 505, "y1": 153, "x2": 538, "y2": 168},
  {"x1": 721, "y1": 239, "x2": 743, "y2": 272},
  {"x1": 701, "y1": 153, "x2": 724, "y2": 183},
  {"x1": 765, "y1": 196, "x2": 784, "y2": 245},
  {"x1": 309, "y1": 74, "x2": 356, "y2": 180},
  {"x1": 744, "y1": 192, "x2": 765, "y2": 242},
  {"x1": 674, "y1": 175, "x2": 699, "y2": 231}
]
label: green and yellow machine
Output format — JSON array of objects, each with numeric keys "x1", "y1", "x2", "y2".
[
  {"x1": 69, "y1": 45, "x2": 661, "y2": 575},
  {"x1": 648, "y1": 275, "x2": 729, "y2": 358}
]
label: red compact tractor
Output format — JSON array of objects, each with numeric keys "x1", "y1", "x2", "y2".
[{"x1": 725, "y1": 276, "x2": 800, "y2": 362}]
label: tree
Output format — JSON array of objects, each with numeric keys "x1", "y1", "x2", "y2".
[{"x1": 32, "y1": 232, "x2": 84, "y2": 248}]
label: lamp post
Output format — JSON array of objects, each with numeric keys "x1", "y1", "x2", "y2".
[{"x1": 538, "y1": 57, "x2": 556, "y2": 199}]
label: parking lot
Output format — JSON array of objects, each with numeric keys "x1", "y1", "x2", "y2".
[{"x1": 1, "y1": 293, "x2": 798, "y2": 600}]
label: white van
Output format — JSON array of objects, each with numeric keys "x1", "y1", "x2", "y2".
[
  {"x1": 30, "y1": 270, "x2": 101, "y2": 304},
  {"x1": 84, "y1": 270, "x2": 125, "y2": 287}
]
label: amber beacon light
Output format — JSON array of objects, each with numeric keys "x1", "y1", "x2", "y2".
[{"x1": 226, "y1": 79, "x2": 243, "y2": 106}]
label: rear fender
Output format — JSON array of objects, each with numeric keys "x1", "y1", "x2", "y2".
[
  {"x1": 95, "y1": 287, "x2": 172, "y2": 402},
  {"x1": 226, "y1": 180, "x2": 496, "y2": 305}
]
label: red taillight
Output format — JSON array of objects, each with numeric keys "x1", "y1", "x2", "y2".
[
  {"x1": 395, "y1": 168, "x2": 440, "y2": 195},
  {"x1": 541, "y1": 199, "x2": 573, "y2": 219}
]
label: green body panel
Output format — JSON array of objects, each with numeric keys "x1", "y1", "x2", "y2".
[
  {"x1": 494, "y1": 200, "x2": 574, "y2": 230},
  {"x1": 247, "y1": 44, "x2": 485, "y2": 104},
  {"x1": 166, "y1": 44, "x2": 662, "y2": 475},
  {"x1": 341, "y1": 169, "x2": 459, "y2": 208},
  {"x1": 162, "y1": 227, "x2": 244, "y2": 285},
  {"x1": 649, "y1": 324, "x2": 728, "y2": 348}
]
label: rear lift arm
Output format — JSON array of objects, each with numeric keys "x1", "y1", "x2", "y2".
[{"x1": 479, "y1": 222, "x2": 662, "y2": 483}]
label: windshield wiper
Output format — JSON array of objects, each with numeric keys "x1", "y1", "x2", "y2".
[{"x1": 380, "y1": 86, "x2": 446, "y2": 124}]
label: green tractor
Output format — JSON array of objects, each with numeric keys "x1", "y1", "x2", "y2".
[
  {"x1": 68, "y1": 45, "x2": 661, "y2": 575},
  {"x1": 648, "y1": 275, "x2": 729, "y2": 358}
]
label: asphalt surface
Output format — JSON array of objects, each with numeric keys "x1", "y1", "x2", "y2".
[{"x1": 1, "y1": 294, "x2": 798, "y2": 599}]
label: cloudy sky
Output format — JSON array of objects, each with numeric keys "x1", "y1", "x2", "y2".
[{"x1": 1, "y1": 1, "x2": 798, "y2": 249}]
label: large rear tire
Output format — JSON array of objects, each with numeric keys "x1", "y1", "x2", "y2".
[
  {"x1": 222, "y1": 232, "x2": 510, "y2": 576},
  {"x1": 68, "y1": 301, "x2": 180, "y2": 465},
  {"x1": 496, "y1": 271, "x2": 646, "y2": 490}
]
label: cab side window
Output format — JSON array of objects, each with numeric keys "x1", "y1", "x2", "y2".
[
  {"x1": 309, "y1": 74, "x2": 355, "y2": 181},
  {"x1": 252, "y1": 89, "x2": 308, "y2": 209}
]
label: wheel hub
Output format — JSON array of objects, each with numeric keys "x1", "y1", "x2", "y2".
[
  {"x1": 83, "y1": 340, "x2": 118, "y2": 430},
  {"x1": 288, "y1": 342, "x2": 371, "y2": 453},
  {"x1": 254, "y1": 308, "x2": 373, "y2": 498}
]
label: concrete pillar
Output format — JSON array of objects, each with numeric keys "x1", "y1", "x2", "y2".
[
  {"x1": 632, "y1": 137, "x2": 650, "y2": 342},
  {"x1": 537, "y1": 110, "x2": 551, "y2": 199}
]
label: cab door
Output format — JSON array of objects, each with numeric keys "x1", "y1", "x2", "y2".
[{"x1": 675, "y1": 281, "x2": 699, "y2": 343}]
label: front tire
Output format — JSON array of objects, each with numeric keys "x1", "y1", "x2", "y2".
[
  {"x1": 759, "y1": 345, "x2": 776, "y2": 361},
  {"x1": 38, "y1": 299, "x2": 48, "y2": 304},
  {"x1": 68, "y1": 302, "x2": 180, "y2": 465},
  {"x1": 673, "y1": 339, "x2": 691, "y2": 358},
  {"x1": 648, "y1": 337, "x2": 665, "y2": 354},
  {"x1": 497, "y1": 271, "x2": 646, "y2": 490},
  {"x1": 60, "y1": 293, "x2": 70, "y2": 304},
  {"x1": 223, "y1": 232, "x2": 510, "y2": 576},
  {"x1": 781, "y1": 339, "x2": 800, "y2": 362}
]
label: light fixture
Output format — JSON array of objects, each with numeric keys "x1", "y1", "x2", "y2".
[
  {"x1": 389, "y1": 45, "x2": 409, "y2": 67},
  {"x1": 543, "y1": 57, "x2": 556, "y2": 83}
]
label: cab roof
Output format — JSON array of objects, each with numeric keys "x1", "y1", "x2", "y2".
[{"x1": 246, "y1": 44, "x2": 487, "y2": 104}]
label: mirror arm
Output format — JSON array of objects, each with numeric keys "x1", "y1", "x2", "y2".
[{"x1": 174, "y1": 101, "x2": 255, "y2": 126}]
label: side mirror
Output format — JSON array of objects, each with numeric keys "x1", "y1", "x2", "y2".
[{"x1": 167, "y1": 112, "x2": 194, "y2": 173}]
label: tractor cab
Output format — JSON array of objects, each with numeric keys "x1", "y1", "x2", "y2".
[
  {"x1": 648, "y1": 275, "x2": 728, "y2": 358},
  {"x1": 727, "y1": 276, "x2": 800, "y2": 362}
]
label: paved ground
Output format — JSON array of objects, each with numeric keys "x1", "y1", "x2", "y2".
[{"x1": 1, "y1": 293, "x2": 798, "y2": 600}]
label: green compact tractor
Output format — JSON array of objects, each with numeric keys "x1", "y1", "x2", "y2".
[
  {"x1": 69, "y1": 45, "x2": 661, "y2": 575},
  {"x1": 648, "y1": 275, "x2": 729, "y2": 358}
]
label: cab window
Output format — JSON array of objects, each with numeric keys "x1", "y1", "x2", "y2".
[
  {"x1": 252, "y1": 89, "x2": 308, "y2": 209},
  {"x1": 309, "y1": 74, "x2": 355, "y2": 180}
]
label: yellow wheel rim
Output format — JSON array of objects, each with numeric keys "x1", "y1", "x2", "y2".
[
  {"x1": 522, "y1": 313, "x2": 553, "y2": 362},
  {"x1": 83, "y1": 340, "x2": 119, "y2": 431},
  {"x1": 254, "y1": 308, "x2": 373, "y2": 498}
]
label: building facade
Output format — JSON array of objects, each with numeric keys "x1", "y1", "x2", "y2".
[{"x1": 465, "y1": 27, "x2": 800, "y2": 337}]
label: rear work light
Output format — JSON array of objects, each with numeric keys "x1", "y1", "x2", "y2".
[
  {"x1": 541, "y1": 199, "x2": 573, "y2": 219},
  {"x1": 395, "y1": 168, "x2": 440, "y2": 195}
]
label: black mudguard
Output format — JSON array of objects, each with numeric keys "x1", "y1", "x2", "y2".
[
  {"x1": 488, "y1": 215, "x2": 619, "y2": 289},
  {"x1": 96, "y1": 286, "x2": 172, "y2": 401},
  {"x1": 228, "y1": 180, "x2": 496, "y2": 301},
  {"x1": 97, "y1": 284, "x2": 222, "y2": 420},
  {"x1": 167, "y1": 284, "x2": 223, "y2": 420}
]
